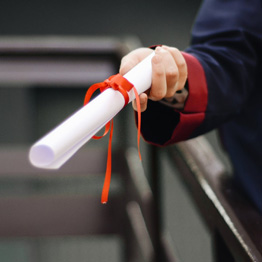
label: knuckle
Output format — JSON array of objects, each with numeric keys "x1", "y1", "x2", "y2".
[
  {"x1": 166, "y1": 67, "x2": 178, "y2": 79},
  {"x1": 177, "y1": 61, "x2": 187, "y2": 73},
  {"x1": 154, "y1": 68, "x2": 164, "y2": 77},
  {"x1": 170, "y1": 47, "x2": 180, "y2": 55}
]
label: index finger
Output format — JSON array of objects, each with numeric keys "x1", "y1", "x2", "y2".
[{"x1": 119, "y1": 48, "x2": 153, "y2": 75}]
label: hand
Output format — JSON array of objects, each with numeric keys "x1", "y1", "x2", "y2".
[{"x1": 119, "y1": 45, "x2": 188, "y2": 112}]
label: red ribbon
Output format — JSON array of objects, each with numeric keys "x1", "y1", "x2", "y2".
[{"x1": 84, "y1": 74, "x2": 141, "y2": 204}]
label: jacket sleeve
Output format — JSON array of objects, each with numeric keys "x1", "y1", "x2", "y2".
[{"x1": 139, "y1": 0, "x2": 262, "y2": 146}]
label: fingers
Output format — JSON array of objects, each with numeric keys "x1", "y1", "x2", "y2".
[
  {"x1": 119, "y1": 48, "x2": 152, "y2": 112},
  {"x1": 162, "y1": 45, "x2": 187, "y2": 92},
  {"x1": 149, "y1": 46, "x2": 187, "y2": 101},
  {"x1": 119, "y1": 45, "x2": 188, "y2": 112},
  {"x1": 119, "y1": 48, "x2": 153, "y2": 75},
  {"x1": 150, "y1": 47, "x2": 178, "y2": 100},
  {"x1": 132, "y1": 93, "x2": 148, "y2": 112},
  {"x1": 150, "y1": 53, "x2": 166, "y2": 101}
]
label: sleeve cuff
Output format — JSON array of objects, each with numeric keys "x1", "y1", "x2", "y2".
[
  {"x1": 182, "y1": 52, "x2": 208, "y2": 113},
  {"x1": 164, "y1": 52, "x2": 208, "y2": 143}
]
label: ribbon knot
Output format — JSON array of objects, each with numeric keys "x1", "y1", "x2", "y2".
[{"x1": 84, "y1": 74, "x2": 141, "y2": 204}]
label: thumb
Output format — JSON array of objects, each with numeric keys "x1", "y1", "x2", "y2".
[{"x1": 132, "y1": 93, "x2": 148, "y2": 112}]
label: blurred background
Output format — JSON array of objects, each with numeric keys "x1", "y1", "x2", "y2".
[
  {"x1": 0, "y1": 0, "x2": 232, "y2": 261},
  {"x1": 0, "y1": 0, "x2": 200, "y2": 48}
]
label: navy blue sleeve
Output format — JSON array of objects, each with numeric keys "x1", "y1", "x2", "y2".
[{"x1": 186, "y1": 0, "x2": 262, "y2": 137}]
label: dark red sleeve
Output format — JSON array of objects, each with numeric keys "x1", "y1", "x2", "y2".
[
  {"x1": 138, "y1": 52, "x2": 208, "y2": 146},
  {"x1": 169, "y1": 52, "x2": 208, "y2": 143}
]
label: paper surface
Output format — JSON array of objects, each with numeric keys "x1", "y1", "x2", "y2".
[{"x1": 29, "y1": 52, "x2": 154, "y2": 169}]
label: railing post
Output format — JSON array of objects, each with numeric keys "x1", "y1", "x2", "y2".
[{"x1": 148, "y1": 145, "x2": 163, "y2": 262}]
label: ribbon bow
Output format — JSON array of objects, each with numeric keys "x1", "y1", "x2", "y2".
[{"x1": 84, "y1": 74, "x2": 141, "y2": 204}]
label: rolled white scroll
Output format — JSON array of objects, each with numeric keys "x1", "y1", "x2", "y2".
[{"x1": 29, "y1": 52, "x2": 154, "y2": 169}]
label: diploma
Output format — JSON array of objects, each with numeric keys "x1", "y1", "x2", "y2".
[{"x1": 29, "y1": 52, "x2": 154, "y2": 169}]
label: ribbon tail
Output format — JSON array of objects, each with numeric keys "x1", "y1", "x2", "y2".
[
  {"x1": 133, "y1": 87, "x2": 142, "y2": 161},
  {"x1": 101, "y1": 120, "x2": 114, "y2": 204},
  {"x1": 83, "y1": 74, "x2": 142, "y2": 204}
]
